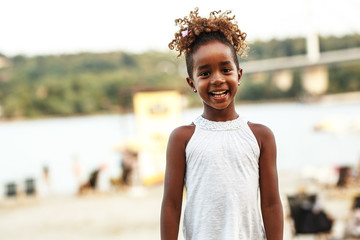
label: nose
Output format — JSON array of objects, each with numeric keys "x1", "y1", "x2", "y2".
[{"x1": 211, "y1": 72, "x2": 225, "y2": 85}]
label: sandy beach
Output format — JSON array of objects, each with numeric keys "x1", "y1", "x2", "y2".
[{"x1": 0, "y1": 170, "x2": 358, "y2": 240}]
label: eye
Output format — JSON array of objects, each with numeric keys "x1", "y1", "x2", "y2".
[
  {"x1": 199, "y1": 71, "x2": 210, "y2": 77},
  {"x1": 222, "y1": 68, "x2": 232, "y2": 73}
]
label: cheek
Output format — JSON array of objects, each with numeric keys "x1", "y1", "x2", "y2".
[
  {"x1": 230, "y1": 82, "x2": 240, "y2": 94},
  {"x1": 196, "y1": 81, "x2": 208, "y2": 91}
]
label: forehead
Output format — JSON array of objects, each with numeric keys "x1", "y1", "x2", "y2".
[{"x1": 192, "y1": 40, "x2": 235, "y2": 68}]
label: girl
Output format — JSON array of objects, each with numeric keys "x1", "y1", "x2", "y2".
[{"x1": 161, "y1": 8, "x2": 283, "y2": 240}]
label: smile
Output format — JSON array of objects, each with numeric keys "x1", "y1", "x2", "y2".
[{"x1": 210, "y1": 90, "x2": 228, "y2": 98}]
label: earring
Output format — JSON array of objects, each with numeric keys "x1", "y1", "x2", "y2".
[
  {"x1": 193, "y1": 89, "x2": 197, "y2": 93},
  {"x1": 238, "y1": 82, "x2": 240, "y2": 86}
]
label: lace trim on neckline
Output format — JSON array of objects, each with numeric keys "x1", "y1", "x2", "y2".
[{"x1": 193, "y1": 115, "x2": 244, "y2": 130}]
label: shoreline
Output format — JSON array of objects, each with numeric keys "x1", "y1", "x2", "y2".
[{"x1": 1, "y1": 91, "x2": 359, "y2": 123}]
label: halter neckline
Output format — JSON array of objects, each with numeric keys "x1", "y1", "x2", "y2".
[{"x1": 193, "y1": 115, "x2": 244, "y2": 131}]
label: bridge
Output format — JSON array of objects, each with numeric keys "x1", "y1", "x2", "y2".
[
  {"x1": 241, "y1": 47, "x2": 360, "y2": 74},
  {"x1": 240, "y1": 42, "x2": 360, "y2": 95},
  {"x1": 238, "y1": 0, "x2": 360, "y2": 96}
]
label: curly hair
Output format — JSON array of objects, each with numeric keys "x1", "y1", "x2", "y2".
[{"x1": 169, "y1": 8, "x2": 248, "y2": 78}]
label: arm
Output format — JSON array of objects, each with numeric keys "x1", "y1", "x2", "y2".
[
  {"x1": 249, "y1": 123, "x2": 284, "y2": 240},
  {"x1": 161, "y1": 125, "x2": 192, "y2": 240}
]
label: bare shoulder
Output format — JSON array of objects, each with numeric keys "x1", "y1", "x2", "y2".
[
  {"x1": 247, "y1": 122, "x2": 275, "y2": 150},
  {"x1": 248, "y1": 122, "x2": 274, "y2": 138},
  {"x1": 168, "y1": 123, "x2": 195, "y2": 147}
]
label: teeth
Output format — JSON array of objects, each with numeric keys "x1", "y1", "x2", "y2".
[
  {"x1": 212, "y1": 90, "x2": 226, "y2": 94},
  {"x1": 211, "y1": 90, "x2": 227, "y2": 98}
]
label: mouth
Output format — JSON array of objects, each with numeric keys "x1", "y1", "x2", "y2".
[{"x1": 210, "y1": 90, "x2": 229, "y2": 98}]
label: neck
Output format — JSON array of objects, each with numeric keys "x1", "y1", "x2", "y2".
[{"x1": 202, "y1": 109, "x2": 238, "y2": 122}]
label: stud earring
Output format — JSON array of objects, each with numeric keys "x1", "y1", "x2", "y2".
[
  {"x1": 193, "y1": 89, "x2": 197, "y2": 93},
  {"x1": 238, "y1": 82, "x2": 241, "y2": 86}
]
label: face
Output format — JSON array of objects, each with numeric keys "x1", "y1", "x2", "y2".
[{"x1": 187, "y1": 40, "x2": 242, "y2": 118}]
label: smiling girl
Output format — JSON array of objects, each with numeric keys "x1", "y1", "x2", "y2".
[{"x1": 161, "y1": 8, "x2": 283, "y2": 240}]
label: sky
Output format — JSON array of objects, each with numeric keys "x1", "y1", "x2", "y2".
[{"x1": 1, "y1": 0, "x2": 360, "y2": 56}]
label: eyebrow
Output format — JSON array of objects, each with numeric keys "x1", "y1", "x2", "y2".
[
  {"x1": 219, "y1": 61, "x2": 232, "y2": 66},
  {"x1": 197, "y1": 64, "x2": 210, "y2": 71},
  {"x1": 197, "y1": 61, "x2": 232, "y2": 71}
]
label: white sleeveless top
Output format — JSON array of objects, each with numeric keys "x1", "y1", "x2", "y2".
[{"x1": 183, "y1": 115, "x2": 266, "y2": 240}]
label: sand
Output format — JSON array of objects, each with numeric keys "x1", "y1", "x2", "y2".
[{"x1": 0, "y1": 170, "x2": 358, "y2": 240}]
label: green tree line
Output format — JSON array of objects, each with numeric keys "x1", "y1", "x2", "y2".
[{"x1": 0, "y1": 34, "x2": 360, "y2": 119}]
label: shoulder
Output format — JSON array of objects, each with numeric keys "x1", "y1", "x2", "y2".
[
  {"x1": 247, "y1": 122, "x2": 274, "y2": 138},
  {"x1": 168, "y1": 123, "x2": 195, "y2": 148},
  {"x1": 247, "y1": 122, "x2": 276, "y2": 150}
]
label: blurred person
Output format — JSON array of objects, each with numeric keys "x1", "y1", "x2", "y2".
[
  {"x1": 336, "y1": 166, "x2": 352, "y2": 188},
  {"x1": 121, "y1": 147, "x2": 138, "y2": 186},
  {"x1": 78, "y1": 163, "x2": 107, "y2": 195},
  {"x1": 37, "y1": 164, "x2": 51, "y2": 197},
  {"x1": 43, "y1": 165, "x2": 50, "y2": 183},
  {"x1": 40, "y1": 164, "x2": 51, "y2": 196},
  {"x1": 287, "y1": 187, "x2": 333, "y2": 237},
  {"x1": 161, "y1": 8, "x2": 283, "y2": 240}
]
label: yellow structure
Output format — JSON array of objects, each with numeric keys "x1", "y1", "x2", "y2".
[{"x1": 133, "y1": 91, "x2": 182, "y2": 186}]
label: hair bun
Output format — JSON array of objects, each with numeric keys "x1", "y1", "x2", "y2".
[{"x1": 169, "y1": 7, "x2": 248, "y2": 57}]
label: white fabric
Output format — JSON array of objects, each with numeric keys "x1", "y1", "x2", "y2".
[{"x1": 183, "y1": 115, "x2": 266, "y2": 240}]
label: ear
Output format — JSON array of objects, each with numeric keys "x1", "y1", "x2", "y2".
[
  {"x1": 186, "y1": 77, "x2": 196, "y2": 91},
  {"x1": 237, "y1": 68, "x2": 243, "y2": 85}
]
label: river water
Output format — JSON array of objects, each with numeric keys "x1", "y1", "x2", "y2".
[{"x1": 0, "y1": 101, "x2": 359, "y2": 196}]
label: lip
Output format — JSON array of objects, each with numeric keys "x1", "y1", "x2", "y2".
[{"x1": 209, "y1": 89, "x2": 229, "y2": 100}]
